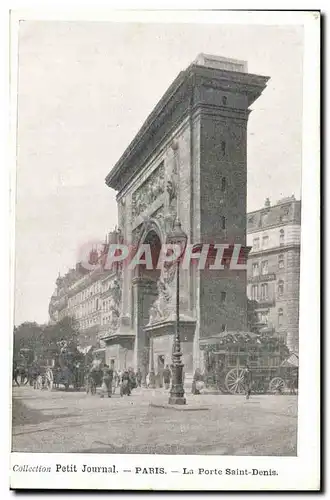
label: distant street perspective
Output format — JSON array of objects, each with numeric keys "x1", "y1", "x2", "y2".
[{"x1": 12, "y1": 385, "x2": 297, "y2": 455}]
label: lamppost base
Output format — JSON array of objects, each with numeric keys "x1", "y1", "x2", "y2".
[{"x1": 168, "y1": 396, "x2": 186, "y2": 405}]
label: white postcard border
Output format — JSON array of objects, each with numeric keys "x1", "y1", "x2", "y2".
[{"x1": 8, "y1": 9, "x2": 320, "y2": 491}]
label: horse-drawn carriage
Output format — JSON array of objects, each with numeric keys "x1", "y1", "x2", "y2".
[
  {"x1": 200, "y1": 331, "x2": 298, "y2": 395},
  {"x1": 14, "y1": 348, "x2": 34, "y2": 384},
  {"x1": 51, "y1": 347, "x2": 86, "y2": 391}
]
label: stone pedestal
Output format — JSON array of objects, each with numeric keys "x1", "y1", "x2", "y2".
[
  {"x1": 132, "y1": 277, "x2": 158, "y2": 373},
  {"x1": 144, "y1": 317, "x2": 196, "y2": 381}
]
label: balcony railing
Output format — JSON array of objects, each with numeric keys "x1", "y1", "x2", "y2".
[{"x1": 248, "y1": 273, "x2": 276, "y2": 283}]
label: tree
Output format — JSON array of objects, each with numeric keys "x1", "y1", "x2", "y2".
[
  {"x1": 13, "y1": 322, "x2": 44, "y2": 359},
  {"x1": 247, "y1": 299, "x2": 259, "y2": 333},
  {"x1": 41, "y1": 316, "x2": 80, "y2": 353},
  {"x1": 13, "y1": 316, "x2": 80, "y2": 363}
]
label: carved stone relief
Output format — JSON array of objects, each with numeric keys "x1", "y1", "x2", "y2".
[
  {"x1": 107, "y1": 277, "x2": 122, "y2": 333},
  {"x1": 119, "y1": 198, "x2": 126, "y2": 232},
  {"x1": 165, "y1": 146, "x2": 179, "y2": 224},
  {"x1": 147, "y1": 264, "x2": 176, "y2": 325},
  {"x1": 132, "y1": 162, "x2": 165, "y2": 219}
]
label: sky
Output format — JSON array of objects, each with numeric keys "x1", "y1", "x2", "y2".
[{"x1": 14, "y1": 21, "x2": 303, "y2": 325}]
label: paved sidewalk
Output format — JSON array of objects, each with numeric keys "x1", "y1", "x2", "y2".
[{"x1": 12, "y1": 386, "x2": 297, "y2": 455}]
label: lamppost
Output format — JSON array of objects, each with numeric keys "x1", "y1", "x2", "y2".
[{"x1": 167, "y1": 218, "x2": 188, "y2": 405}]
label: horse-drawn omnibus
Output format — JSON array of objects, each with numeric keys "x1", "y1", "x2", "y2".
[
  {"x1": 50, "y1": 346, "x2": 87, "y2": 391},
  {"x1": 200, "y1": 331, "x2": 298, "y2": 394}
]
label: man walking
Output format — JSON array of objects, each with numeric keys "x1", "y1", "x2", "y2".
[
  {"x1": 163, "y1": 365, "x2": 171, "y2": 390},
  {"x1": 136, "y1": 368, "x2": 142, "y2": 388},
  {"x1": 243, "y1": 365, "x2": 252, "y2": 400},
  {"x1": 13, "y1": 361, "x2": 20, "y2": 386},
  {"x1": 100, "y1": 364, "x2": 113, "y2": 398},
  {"x1": 120, "y1": 369, "x2": 131, "y2": 396}
]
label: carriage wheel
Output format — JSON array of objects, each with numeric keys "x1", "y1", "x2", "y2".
[
  {"x1": 225, "y1": 368, "x2": 246, "y2": 395},
  {"x1": 269, "y1": 377, "x2": 286, "y2": 394}
]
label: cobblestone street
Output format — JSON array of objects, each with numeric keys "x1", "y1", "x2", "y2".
[{"x1": 12, "y1": 386, "x2": 297, "y2": 456}]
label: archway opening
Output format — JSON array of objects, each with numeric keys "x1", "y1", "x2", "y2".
[{"x1": 138, "y1": 229, "x2": 161, "y2": 282}]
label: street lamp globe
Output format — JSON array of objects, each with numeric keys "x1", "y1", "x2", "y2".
[{"x1": 166, "y1": 219, "x2": 188, "y2": 258}]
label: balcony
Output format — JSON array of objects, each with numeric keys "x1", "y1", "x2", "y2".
[
  {"x1": 253, "y1": 298, "x2": 276, "y2": 308},
  {"x1": 248, "y1": 273, "x2": 276, "y2": 283}
]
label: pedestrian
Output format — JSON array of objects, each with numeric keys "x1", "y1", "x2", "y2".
[
  {"x1": 31, "y1": 362, "x2": 40, "y2": 390},
  {"x1": 128, "y1": 368, "x2": 137, "y2": 391},
  {"x1": 100, "y1": 364, "x2": 113, "y2": 398},
  {"x1": 243, "y1": 365, "x2": 252, "y2": 400},
  {"x1": 13, "y1": 361, "x2": 20, "y2": 386},
  {"x1": 147, "y1": 370, "x2": 156, "y2": 388},
  {"x1": 163, "y1": 365, "x2": 171, "y2": 390},
  {"x1": 112, "y1": 370, "x2": 118, "y2": 394},
  {"x1": 156, "y1": 371, "x2": 163, "y2": 388},
  {"x1": 136, "y1": 368, "x2": 142, "y2": 388},
  {"x1": 45, "y1": 366, "x2": 54, "y2": 391},
  {"x1": 116, "y1": 370, "x2": 122, "y2": 388},
  {"x1": 120, "y1": 369, "x2": 131, "y2": 396},
  {"x1": 192, "y1": 368, "x2": 204, "y2": 395}
]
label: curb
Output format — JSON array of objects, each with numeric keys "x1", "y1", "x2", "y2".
[{"x1": 149, "y1": 403, "x2": 211, "y2": 411}]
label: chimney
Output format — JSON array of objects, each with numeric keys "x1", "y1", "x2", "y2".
[
  {"x1": 264, "y1": 198, "x2": 271, "y2": 208},
  {"x1": 88, "y1": 248, "x2": 99, "y2": 266}
]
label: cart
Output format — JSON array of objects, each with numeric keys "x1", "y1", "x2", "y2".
[{"x1": 200, "y1": 331, "x2": 297, "y2": 395}]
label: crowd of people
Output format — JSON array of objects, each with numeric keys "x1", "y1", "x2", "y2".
[
  {"x1": 90, "y1": 363, "x2": 176, "y2": 398},
  {"x1": 13, "y1": 356, "x2": 208, "y2": 396},
  {"x1": 12, "y1": 360, "x2": 54, "y2": 390},
  {"x1": 14, "y1": 356, "x2": 235, "y2": 398}
]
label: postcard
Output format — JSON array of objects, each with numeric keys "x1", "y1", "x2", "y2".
[{"x1": 9, "y1": 9, "x2": 320, "y2": 491}]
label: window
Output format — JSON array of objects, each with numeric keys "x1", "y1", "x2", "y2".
[
  {"x1": 278, "y1": 280, "x2": 284, "y2": 296},
  {"x1": 279, "y1": 229, "x2": 285, "y2": 246},
  {"x1": 260, "y1": 283, "x2": 268, "y2": 300},
  {"x1": 253, "y1": 238, "x2": 260, "y2": 251},
  {"x1": 221, "y1": 216, "x2": 226, "y2": 230},
  {"x1": 262, "y1": 235, "x2": 269, "y2": 248},
  {"x1": 258, "y1": 310, "x2": 269, "y2": 324},
  {"x1": 252, "y1": 262, "x2": 259, "y2": 277},
  {"x1": 260, "y1": 213, "x2": 267, "y2": 226},
  {"x1": 278, "y1": 308, "x2": 284, "y2": 326},
  {"x1": 220, "y1": 292, "x2": 227, "y2": 304},
  {"x1": 221, "y1": 324, "x2": 226, "y2": 332},
  {"x1": 221, "y1": 177, "x2": 227, "y2": 192},
  {"x1": 251, "y1": 284, "x2": 259, "y2": 300},
  {"x1": 278, "y1": 254, "x2": 284, "y2": 269},
  {"x1": 261, "y1": 260, "x2": 268, "y2": 275},
  {"x1": 222, "y1": 96, "x2": 227, "y2": 105},
  {"x1": 221, "y1": 140, "x2": 226, "y2": 155}
]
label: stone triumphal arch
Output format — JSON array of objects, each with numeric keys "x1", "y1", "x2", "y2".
[{"x1": 102, "y1": 54, "x2": 269, "y2": 382}]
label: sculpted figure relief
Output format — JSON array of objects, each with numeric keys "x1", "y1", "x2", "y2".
[
  {"x1": 165, "y1": 148, "x2": 179, "y2": 227},
  {"x1": 148, "y1": 264, "x2": 176, "y2": 324},
  {"x1": 108, "y1": 278, "x2": 122, "y2": 331},
  {"x1": 132, "y1": 164, "x2": 165, "y2": 218}
]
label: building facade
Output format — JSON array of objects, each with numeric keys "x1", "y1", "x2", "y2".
[
  {"x1": 48, "y1": 231, "x2": 121, "y2": 353},
  {"x1": 101, "y1": 54, "x2": 268, "y2": 376},
  {"x1": 247, "y1": 196, "x2": 301, "y2": 353}
]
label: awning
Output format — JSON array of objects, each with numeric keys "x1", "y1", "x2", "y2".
[
  {"x1": 281, "y1": 353, "x2": 299, "y2": 367},
  {"x1": 77, "y1": 345, "x2": 93, "y2": 355}
]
